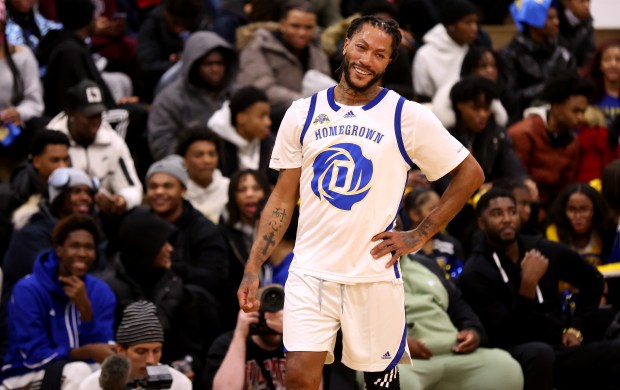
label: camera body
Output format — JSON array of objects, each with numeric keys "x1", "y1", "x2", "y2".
[
  {"x1": 249, "y1": 285, "x2": 285, "y2": 335},
  {"x1": 128, "y1": 365, "x2": 173, "y2": 389}
]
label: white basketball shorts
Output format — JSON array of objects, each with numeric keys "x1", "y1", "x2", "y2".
[{"x1": 283, "y1": 271, "x2": 412, "y2": 372}]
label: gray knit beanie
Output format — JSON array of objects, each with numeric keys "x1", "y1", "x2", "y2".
[
  {"x1": 145, "y1": 154, "x2": 188, "y2": 188},
  {"x1": 116, "y1": 301, "x2": 164, "y2": 347}
]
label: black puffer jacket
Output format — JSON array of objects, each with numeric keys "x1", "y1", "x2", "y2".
[{"x1": 499, "y1": 32, "x2": 576, "y2": 123}]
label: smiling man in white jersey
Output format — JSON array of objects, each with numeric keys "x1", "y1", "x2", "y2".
[{"x1": 238, "y1": 16, "x2": 485, "y2": 390}]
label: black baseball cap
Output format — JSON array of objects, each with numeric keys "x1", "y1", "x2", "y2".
[{"x1": 64, "y1": 80, "x2": 107, "y2": 116}]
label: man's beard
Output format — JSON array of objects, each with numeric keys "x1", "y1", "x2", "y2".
[
  {"x1": 341, "y1": 57, "x2": 384, "y2": 93},
  {"x1": 484, "y1": 228, "x2": 518, "y2": 248}
]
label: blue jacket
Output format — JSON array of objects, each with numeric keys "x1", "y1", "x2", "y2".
[{"x1": 1, "y1": 250, "x2": 115, "y2": 379}]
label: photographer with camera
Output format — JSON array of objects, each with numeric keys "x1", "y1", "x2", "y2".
[
  {"x1": 206, "y1": 285, "x2": 286, "y2": 390},
  {"x1": 80, "y1": 301, "x2": 192, "y2": 390}
]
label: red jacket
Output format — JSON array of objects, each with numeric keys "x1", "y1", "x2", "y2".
[
  {"x1": 508, "y1": 114, "x2": 579, "y2": 207},
  {"x1": 576, "y1": 124, "x2": 618, "y2": 183}
]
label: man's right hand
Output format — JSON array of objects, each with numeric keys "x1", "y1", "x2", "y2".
[
  {"x1": 237, "y1": 271, "x2": 260, "y2": 312},
  {"x1": 407, "y1": 337, "x2": 433, "y2": 360},
  {"x1": 519, "y1": 249, "x2": 548, "y2": 299},
  {"x1": 521, "y1": 249, "x2": 548, "y2": 284}
]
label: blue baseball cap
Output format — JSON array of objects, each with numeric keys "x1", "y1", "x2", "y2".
[{"x1": 510, "y1": 0, "x2": 556, "y2": 31}]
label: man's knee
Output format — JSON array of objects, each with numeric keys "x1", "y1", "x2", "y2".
[
  {"x1": 363, "y1": 367, "x2": 400, "y2": 390},
  {"x1": 61, "y1": 362, "x2": 92, "y2": 390},
  {"x1": 286, "y1": 352, "x2": 325, "y2": 390},
  {"x1": 510, "y1": 341, "x2": 555, "y2": 367},
  {"x1": 478, "y1": 349, "x2": 524, "y2": 390}
]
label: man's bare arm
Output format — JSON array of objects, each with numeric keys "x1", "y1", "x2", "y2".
[
  {"x1": 238, "y1": 168, "x2": 301, "y2": 311},
  {"x1": 372, "y1": 154, "x2": 484, "y2": 266}
]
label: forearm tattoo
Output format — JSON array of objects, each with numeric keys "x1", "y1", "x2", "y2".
[
  {"x1": 416, "y1": 218, "x2": 436, "y2": 241},
  {"x1": 257, "y1": 207, "x2": 289, "y2": 258}
]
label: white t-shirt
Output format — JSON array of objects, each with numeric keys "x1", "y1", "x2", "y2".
[
  {"x1": 270, "y1": 87, "x2": 468, "y2": 283},
  {"x1": 78, "y1": 365, "x2": 192, "y2": 390}
]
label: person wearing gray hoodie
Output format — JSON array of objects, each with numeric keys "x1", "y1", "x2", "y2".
[{"x1": 148, "y1": 31, "x2": 238, "y2": 161}]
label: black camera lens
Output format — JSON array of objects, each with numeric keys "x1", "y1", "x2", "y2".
[{"x1": 261, "y1": 286, "x2": 285, "y2": 313}]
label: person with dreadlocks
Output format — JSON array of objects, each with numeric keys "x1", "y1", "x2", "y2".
[
  {"x1": 0, "y1": 0, "x2": 44, "y2": 157},
  {"x1": 237, "y1": 15, "x2": 484, "y2": 389}
]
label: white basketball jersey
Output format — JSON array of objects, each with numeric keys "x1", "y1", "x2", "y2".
[{"x1": 270, "y1": 87, "x2": 468, "y2": 283}]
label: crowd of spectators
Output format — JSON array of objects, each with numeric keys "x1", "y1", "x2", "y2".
[{"x1": 1, "y1": 0, "x2": 620, "y2": 388}]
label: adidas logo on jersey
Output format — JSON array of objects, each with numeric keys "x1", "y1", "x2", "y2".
[
  {"x1": 343, "y1": 110, "x2": 355, "y2": 118},
  {"x1": 381, "y1": 351, "x2": 391, "y2": 359}
]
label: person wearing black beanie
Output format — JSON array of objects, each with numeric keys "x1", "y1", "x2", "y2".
[
  {"x1": 56, "y1": 0, "x2": 95, "y2": 31},
  {"x1": 441, "y1": 0, "x2": 478, "y2": 26}
]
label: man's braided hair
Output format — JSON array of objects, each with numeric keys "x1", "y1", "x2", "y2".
[{"x1": 345, "y1": 15, "x2": 402, "y2": 60}]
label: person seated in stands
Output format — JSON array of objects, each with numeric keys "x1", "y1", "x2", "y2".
[
  {"x1": 235, "y1": 0, "x2": 331, "y2": 108},
  {"x1": 206, "y1": 300, "x2": 286, "y2": 389},
  {"x1": 207, "y1": 86, "x2": 275, "y2": 181},
  {"x1": 79, "y1": 301, "x2": 192, "y2": 389},
  {"x1": 36, "y1": 0, "x2": 135, "y2": 116},
  {"x1": 4, "y1": 0, "x2": 62, "y2": 51},
  {"x1": 432, "y1": 46, "x2": 509, "y2": 130},
  {"x1": 144, "y1": 155, "x2": 228, "y2": 299},
  {"x1": 47, "y1": 80, "x2": 143, "y2": 215},
  {"x1": 177, "y1": 127, "x2": 229, "y2": 224},
  {"x1": 402, "y1": 188, "x2": 465, "y2": 278},
  {"x1": 493, "y1": 177, "x2": 541, "y2": 236},
  {"x1": 508, "y1": 72, "x2": 590, "y2": 211},
  {"x1": 444, "y1": 75, "x2": 526, "y2": 186},
  {"x1": 398, "y1": 253, "x2": 523, "y2": 390},
  {"x1": 500, "y1": 0, "x2": 576, "y2": 122},
  {"x1": 0, "y1": 4, "x2": 46, "y2": 162},
  {"x1": 459, "y1": 188, "x2": 620, "y2": 390},
  {"x1": 0, "y1": 130, "x2": 70, "y2": 259},
  {"x1": 6, "y1": 130, "x2": 70, "y2": 211},
  {"x1": 101, "y1": 209, "x2": 219, "y2": 386},
  {"x1": 558, "y1": 0, "x2": 595, "y2": 70},
  {"x1": 413, "y1": 0, "x2": 479, "y2": 101},
  {"x1": 3, "y1": 167, "x2": 100, "y2": 303},
  {"x1": 602, "y1": 160, "x2": 620, "y2": 263},
  {"x1": 136, "y1": 0, "x2": 206, "y2": 102},
  {"x1": 148, "y1": 31, "x2": 238, "y2": 160},
  {"x1": 587, "y1": 39, "x2": 620, "y2": 129},
  {"x1": 1, "y1": 214, "x2": 116, "y2": 390},
  {"x1": 219, "y1": 169, "x2": 270, "y2": 329},
  {"x1": 546, "y1": 182, "x2": 616, "y2": 266}
]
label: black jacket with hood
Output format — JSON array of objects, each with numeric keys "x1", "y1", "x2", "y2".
[
  {"x1": 499, "y1": 32, "x2": 576, "y2": 122},
  {"x1": 100, "y1": 206, "x2": 183, "y2": 332},
  {"x1": 37, "y1": 29, "x2": 116, "y2": 117}
]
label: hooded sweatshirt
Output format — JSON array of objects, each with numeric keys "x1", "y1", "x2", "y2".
[
  {"x1": 207, "y1": 102, "x2": 276, "y2": 180},
  {"x1": 1, "y1": 250, "x2": 115, "y2": 379},
  {"x1": 148, "y1": 31, "x2": 238, "y2": 160},
  {"x1": 413, "y1": 23, "x2": 469, "y2": 100}
]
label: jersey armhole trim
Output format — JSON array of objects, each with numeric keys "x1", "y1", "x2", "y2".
[
  {"x1": 394, "y1": 96, "x2": 415, "y2": 168},
  {"x1": 300, "y1": 93, "x2": 318, "y2": 145}
]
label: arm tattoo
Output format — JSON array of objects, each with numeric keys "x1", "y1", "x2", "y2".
[
  {"x1": 261, "y1": 230, "x2": 277, "y2": 256},
  {"x1": 256, "y1": 207, "x2": 289, "y2": 259},
  {"x1": 272, "y1": 208, "x2": 287, "y2": 222},
  {"x1": 416, "y1": 219, "x2": 436, "y2": 241}
]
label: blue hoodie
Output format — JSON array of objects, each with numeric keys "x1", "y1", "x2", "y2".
[{"x1": 1, "y1": 250, "x2": 115, "y2": 379}]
